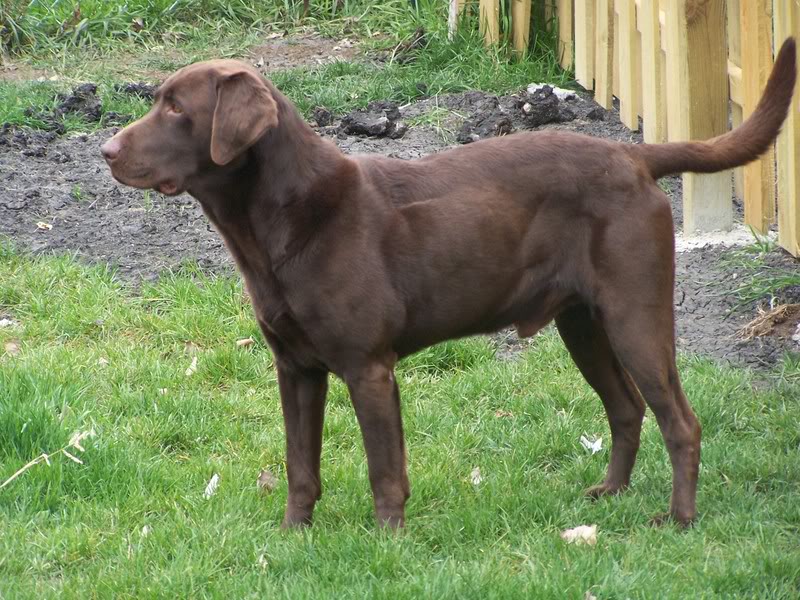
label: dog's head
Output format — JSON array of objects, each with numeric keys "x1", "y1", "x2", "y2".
[{"x1": 102, "y1": 59, "x2": 279, "y2": 196}]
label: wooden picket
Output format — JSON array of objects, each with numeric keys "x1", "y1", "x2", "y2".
[
  {"x1": 740, "y1": 1, "x2": 776, "y2": 234},
  {"x1": 511, "y1": 0, "x2": 532, "y2": 56},
  {"x1": 593, "y1": 0, "x2": 614, "y2": 108},
  {"x1": 639, "y1": 0, "x2": 666, "y2": 143},
  {"x1": 775, "y1": 0, "x2": 800, "y2": 256}
]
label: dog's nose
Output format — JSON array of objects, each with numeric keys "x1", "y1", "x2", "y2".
[{"x1": 101, "y1": 138, "x2": 121, "y2": 162}]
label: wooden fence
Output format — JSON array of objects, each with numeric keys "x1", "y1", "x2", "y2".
[{"x1": 449, "y1": 0, "x2": 800, "y2": 256}]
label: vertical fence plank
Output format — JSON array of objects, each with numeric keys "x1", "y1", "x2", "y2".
[
  {"x1": 660, "y1": 0, "x2": 668, "y2": 137},
  {"x1": 634, "y1": 9, "x2": 644, "y2": 120},
  {"x1": 775, "y1": 0, "x2": 800, "y2": 256},
  {"x1": 666, "y1": 0, "x2": 731, "y2": 232},
  {"x1": 511, "y1": 0, "x2": 532, "y2": 57},
  {"x1": 727, "y1": 0, "x2": 744, "y2": 201},
  {"x1": 558, "y1": 0, "x2": 574, "y2": 68},
  {"x1": 448, "y1": 0, "x2": 467, "y2": 41},
  {"x1": 574, "y1": 1, "x2": 595, "y2": 88},
  {"x1": 618, "y1": 0, "x2": 640, "y2": 129},
  {"x1": 641, "y1": 0, "x2": 665, "y2": 142},
  {"x1": 664, "y1": 0, "x2": 684, "y2": 142},
  {"x1": 480, "y1": 0, "x2": 500, "y2": 46},
  {"x1": 741, "y1": 0, "x2": 775, "y2": 234},
  {"x1": 594, "y1": 0, "x2": 615, "y2": 107},
  {"x1": 613, "y1": 9, "x2": 620, "y2": 99}
]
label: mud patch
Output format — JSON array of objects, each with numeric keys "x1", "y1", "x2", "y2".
[
  {"x1": 456, "y1": 85, "x2": 577, "y2": 144},
  {"x1": 0, "y1": 128, "x2": 227, "y2": 279}
]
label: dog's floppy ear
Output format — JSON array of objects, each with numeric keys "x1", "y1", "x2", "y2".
[{"x1": 210, "y1": 70, "x2": 279, "y2": 166}]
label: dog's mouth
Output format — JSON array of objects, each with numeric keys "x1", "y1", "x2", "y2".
[
  {"x1": 109, "y1": 168, "x2": 183, "y2": 196},
  {"x1": 157, "y1": 181, "x2": 181, "y2": 196},
  {"x1": 108, "y1": 168, "x2": 151, "y2": 188}
]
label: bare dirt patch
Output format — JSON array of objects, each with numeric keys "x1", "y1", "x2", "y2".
[
  {"x1": 0, "y1": 60, "x2": 54, "y2": 82},
  {"x1": 247, "y1": 32, "x2": 361, "y2": 73}
]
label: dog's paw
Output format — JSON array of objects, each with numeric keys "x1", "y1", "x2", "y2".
[
  {"x1": 649, "y1": 511, "x2": 695, "y2": 529},
  {"x1": 280, "y1": 513, "x2": 313, "y2": 530},
  {"x1": 376, "y1": 513, "x2": 405, "y2": 531},
  {"x1": 584, "y1": 482, "x2": 626, "y2": 499}
]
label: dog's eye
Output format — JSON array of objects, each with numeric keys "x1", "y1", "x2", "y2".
[{"x1": 168, "y1": 103, "x2": 183, "y2": 115}]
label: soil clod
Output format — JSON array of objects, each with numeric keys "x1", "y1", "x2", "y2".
[
  {"x1": 114, "y1": 82, "x2": 158, "y2": 100},
  {"x1": 338, "y1": 101, "x2": 407, "y2": 139},
  {"x1": 455, "y1": 85, "x2": 579, "y2": 144},
  {"x1": 313, "y1": 107, "x2": 334, "y2": 127}
]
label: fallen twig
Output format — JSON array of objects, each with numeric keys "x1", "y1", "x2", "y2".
[{"x1": 0, "y1": 429, "x2": 94, "y2": 491}]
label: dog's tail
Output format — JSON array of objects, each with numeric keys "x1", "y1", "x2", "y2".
[{"x1": 632, "y1": 37, "x2": 796, "y2": 180}]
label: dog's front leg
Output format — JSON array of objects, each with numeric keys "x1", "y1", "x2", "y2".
[
  {"x1": 346, "y1": 358, "x2": 410, "y2": 529},
  {"x1": 276, "y1": 363, "x2": 328, "y2": 528}
]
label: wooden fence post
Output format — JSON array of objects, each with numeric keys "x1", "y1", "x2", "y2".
[
  {"x1": 574, "y1": 0, "x2": 595, "y2": 88},
  {"x1": 448, "y1": 0, "x2": 467, "y2": 41},
  {"x1": 511, "y1": 0, "x2": 532, "y2": 57},
  {"x1": 594, "y1": 0, "x2": 614, "y2": 108},
  {"x1": 558, "y1": 0, "x2": 573, "y2": 68},
  {"x1": 480, "y1": 0, "x2": 500, "y2": 46},
  {"x1": 641, "y1": 0, "x2": 666, "y2": 143},
  {"x1": 666, "y1": 0, "x2": 732, "y2": 233},
  {"x1": 774, "y1": 0, "x2": 800, "y2": 256},
  {"x1": 741, "y1": 0, "x2": 775, "y2": 234},
  {"x1": 618, "y1": 0, "x2": 641, "y2": 129},
  {"x1": 544, "y1": 0, "x2": 554, "y2": 30},
  {"x1": 727, "y1": 0, "x2": 745, "y2": 202}
]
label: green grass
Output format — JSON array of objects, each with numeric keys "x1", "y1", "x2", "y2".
[
  {"x1": 1, "y1": 0, "x2": 352, "y2": 54},
  {"x1": 269, "y1": 30, "x2": 567, "y2": 116},
  {"x1": 1, "y1": 0, "x2": 555, "y2": 57},
  {"x1": 1, "y1": 245, "x2": 799, "y2": 598}
]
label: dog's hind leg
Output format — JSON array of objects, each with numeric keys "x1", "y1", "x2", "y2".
[
  {"x1": 601, "y1": 305, "x2": 701, "y2": 525},
  {"x1": 595, "y1": 219, "x2": 701, "y2": 526},
  {"x1": 556, "y1": 304, "x2": 646, "y2": 497}
]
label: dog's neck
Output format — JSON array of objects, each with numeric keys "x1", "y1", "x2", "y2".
[
  {"x1": 191, "y1": 88, "x2": 346, "y2": 206},
  {"x1": 188, "y1": 88, "x2": 357, "y2": 273}
]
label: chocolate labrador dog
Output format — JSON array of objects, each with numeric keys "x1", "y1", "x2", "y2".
[{"x1": 103, "y1": 39, "x2": 796, "y2": 529}]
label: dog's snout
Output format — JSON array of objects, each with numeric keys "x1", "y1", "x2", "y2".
[{"x1": 101, "y1": 137, "x2": 121, "y2": 162}]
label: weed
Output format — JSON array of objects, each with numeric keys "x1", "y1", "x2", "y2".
[
  {"x1": 406, "y1": 103, "x2": 464, "y2": 142},
  {"x1": 720, "y1": 234, "x2": 800, "y2": 309}
]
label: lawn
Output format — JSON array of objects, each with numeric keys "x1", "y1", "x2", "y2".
[
  {"x1": 1, "y1": 247, "x2": 799, "y2": 599},
  {"x1": 2, "y1": 1, "x2": 800, "y2": 597}
]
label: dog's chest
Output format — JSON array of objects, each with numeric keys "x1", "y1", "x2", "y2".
[
  {"x1": 248, "y1": 278, "x2": 324, "y2": 368},
  {"x1": 201, "y1": 202, "x2": 327, "y2": 368}
]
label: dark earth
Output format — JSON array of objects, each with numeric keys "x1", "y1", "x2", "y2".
[{"x1": 1, "y1": 57, "x2": 799, "y2": 369}]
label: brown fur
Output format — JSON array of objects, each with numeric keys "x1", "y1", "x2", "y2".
[{"x1": 102, "y1": 38, "x2": 797, "y2": 528}]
